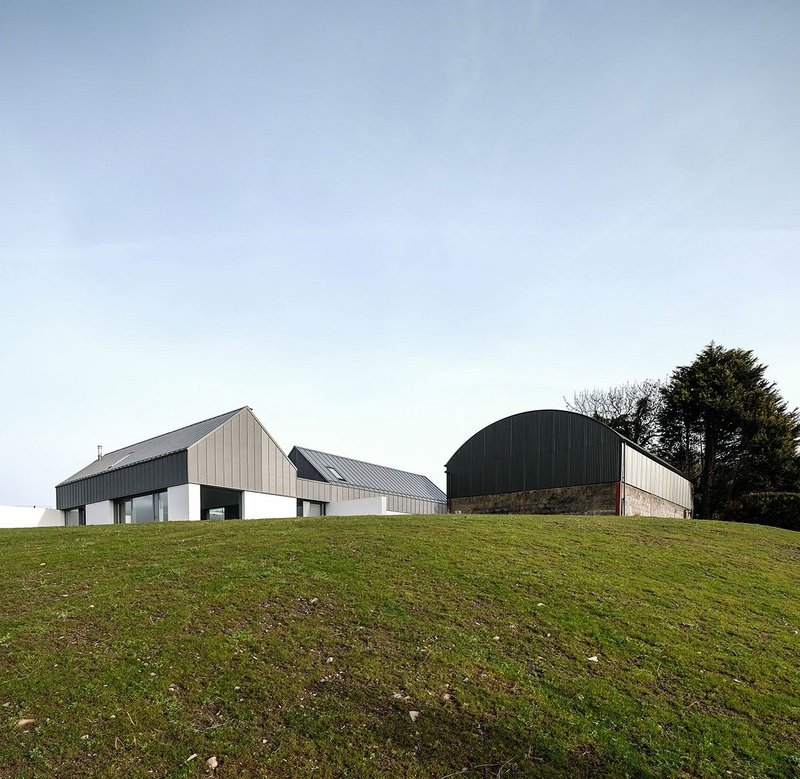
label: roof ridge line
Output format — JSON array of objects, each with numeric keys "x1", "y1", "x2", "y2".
[
  {"x1": 293, "y1": 445, "x2": 436, "y2": 482},
  {"x1": 97, "y1": 407, "x2": 247, "y2": 458}
]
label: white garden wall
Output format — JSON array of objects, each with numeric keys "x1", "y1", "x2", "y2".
[
  {"x1": 326, "y1": 495, "x2": 387, "y2": 516},
  {"x1": 0, "y1": 505, "x2": 63, "y2": 529},
  {"x1": 241, "y1": 491, "x2": 295, "y2": 519}
]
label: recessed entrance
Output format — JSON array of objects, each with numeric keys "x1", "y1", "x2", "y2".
[{"x1": 200, "y1": 485, "x2": 242, "y2": 520}]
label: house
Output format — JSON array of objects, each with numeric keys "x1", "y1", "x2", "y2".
[
  {"x1": 289, "y1": 446, "x2": 449, "y2": 516},
  {"x1": 55, "y1": 407, "x2": 447, "y2": 525},
  {"x1": 446, "y1": 409, "x2": 692, "y2": 518}
]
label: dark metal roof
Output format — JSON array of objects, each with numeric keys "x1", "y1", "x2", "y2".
[
  {"x1": 446, "y1": 409, "x2": 621, "y2": 498},
  {"x1": 58, "y1": 408, "x2": 244, "y2": 487},
  {"x1": 446, "y1": 409, "x2": 689, "y2": 500},
  {"x1": 290, "y1": 446, "x2": 447, "y2": 503}
]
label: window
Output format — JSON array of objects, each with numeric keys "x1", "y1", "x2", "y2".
[
  {"x1": 327, "y1": 466, "x2": 346, "y2": 481},
  {"x1": 158, "y1": 491, "x2": 168, "y2": 522},
  {"x1": 107, "y1": 453, "x2": 132, "y2": 469},
  {"x1": 114, "y1": 491, "x2": 168, "y2": 524},
  {"x1": 132, "y1": 495, "x2": 155, "y2": 523}
]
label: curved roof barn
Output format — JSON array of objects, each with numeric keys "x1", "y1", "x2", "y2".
[{"x1": 446, "y1": 409, "x2": 692, "y2": 516}]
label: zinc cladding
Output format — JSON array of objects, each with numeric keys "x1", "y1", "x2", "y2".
[
  {"x1": 290, "y1": 446, "x2": 447, "y2": 503},
  {"x1": 58, "y1": 408, "x2": 244, "y2": 486},
  {"x1": 56, "y1": 452, "x2": 188, "y2": 510},
  {"x1": 446, "y1": 409, "x2": 624, "y2": 499}
]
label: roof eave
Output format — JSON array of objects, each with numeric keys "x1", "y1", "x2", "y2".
[{"x1": 56, "y1": 449, "x2": 185, "y2": 488}]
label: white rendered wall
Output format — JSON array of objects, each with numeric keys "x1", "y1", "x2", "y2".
[
  {"x1": 168, "y1": 484, "x2": 201, "y2": 521},
  {"x1": 85, "y1": 500, "x2": 115, "y2": 525},
  {"x1": 242, "y1": 491, "x2": 295, "y2": 519},
  {"x1": 326, "y1": 495, "x2": 387, "y2": 516},
  {"x1": 0, "y1": 506, "x2": 63, "y2": 529}
]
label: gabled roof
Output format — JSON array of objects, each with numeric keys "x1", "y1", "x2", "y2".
[
  {"x1": 58, "y1": 408, "x2": 245, "y2": 486},
  {"x1": 290, "y1": 446, "x2": 447, "y2": 503}
]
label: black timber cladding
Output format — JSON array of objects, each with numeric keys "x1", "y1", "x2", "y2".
[
  {"x1": 446, "y1": 410, "x2": 623, "y2": 499},
  {"x1": 290, "y1": 449, "x2": 327, "y2": 482},
  {"x1": 289, "y1": 446, "x2": 447, "y2": 503},
  {"x1": 57, "y1": 451, "x2": 188, "y2": 509}
]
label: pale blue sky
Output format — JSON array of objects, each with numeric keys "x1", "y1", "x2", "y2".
[{"x1": 1, "y1": 1, "x2": 798, "y2": 505}]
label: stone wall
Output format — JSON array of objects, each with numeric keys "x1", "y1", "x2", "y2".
[
  {"x1": 450, "y1": 482, "x2": 618, "y2": 516},
  {"x1": 623, "y1": 483, "x2": 691, "y2": 518}
]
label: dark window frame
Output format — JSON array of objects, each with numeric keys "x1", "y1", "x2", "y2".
[{"x1": 114, "y1": 490, "x2": 169, "y2": 524}]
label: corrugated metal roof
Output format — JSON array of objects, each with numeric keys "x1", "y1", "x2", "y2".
[
  {"x1": 445, "y1": 409, "x2": 691, "y2": 499},
  {"x1": 291, "y1": 446, "x2": 447, "y2": 503},
  {"x1": 58, "y1": 408, "x2": 244, "y2": 486}
]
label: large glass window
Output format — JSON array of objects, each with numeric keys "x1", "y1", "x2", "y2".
[
  {"x1": 132, "y1": 495, "x2": 155, "y2": 523},
  {"x1": 158, "y1": 491, "x2": 168, "y2": 522},
  {"x1": 114, "y1": 491, "x2": 168, "y2": 524}
]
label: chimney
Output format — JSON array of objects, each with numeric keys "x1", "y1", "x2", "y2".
[{"x1": 97, "y1": 445, "x2": 103, "y2": 461}]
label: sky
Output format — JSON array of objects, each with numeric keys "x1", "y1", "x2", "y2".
[{"x1": 1, "y1": 0, "x2": 798, "y2": 506}]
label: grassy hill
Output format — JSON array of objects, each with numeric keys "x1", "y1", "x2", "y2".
[{"x1": 0, "y1": 514, "x2": 798, "y2": 778}]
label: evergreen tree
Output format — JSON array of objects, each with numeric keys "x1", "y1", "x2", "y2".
[{"x1": 658, "y1": 344, "x2": 800, "y2": 518}]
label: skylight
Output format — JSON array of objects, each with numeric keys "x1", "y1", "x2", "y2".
[
  {"x1": 107, "y1": 453, "x2": 132, "y2": 469},
  {"x1": 327, "y1": 466, "x2": 346, "y2": 481}
]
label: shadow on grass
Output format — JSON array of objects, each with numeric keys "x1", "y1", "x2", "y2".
[{"x1": 282, "y1": 680, "x2": 620, "y2": 779}]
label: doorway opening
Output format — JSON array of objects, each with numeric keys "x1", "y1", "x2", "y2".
[{"x1": 200, "y1": 486, "x2": 242, "y2": 520}]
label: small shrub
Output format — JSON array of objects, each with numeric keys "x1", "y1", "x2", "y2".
[{"x1": 726, "y1": 492, "x2": 800, "y2": 531}]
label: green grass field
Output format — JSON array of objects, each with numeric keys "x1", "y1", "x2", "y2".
[{"x1": 0, "y1": 515, "x2": 798, "y2": 778}]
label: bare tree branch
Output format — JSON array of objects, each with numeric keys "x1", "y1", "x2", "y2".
[{"x1": 565, "y1": 380, "x2": 665, "y2": 447}]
